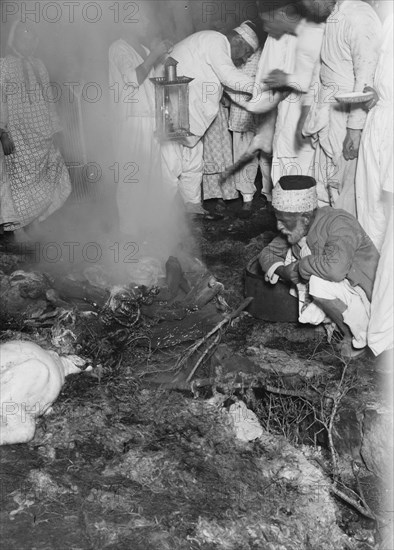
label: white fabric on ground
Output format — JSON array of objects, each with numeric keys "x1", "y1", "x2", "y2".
[{"x1": 228, "y1": 400, "x2": 264, "y2": 442}]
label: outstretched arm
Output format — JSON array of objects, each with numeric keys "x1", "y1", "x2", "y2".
[{"x1": 135, "y1": 40, "x2": 173, "y2": 85}]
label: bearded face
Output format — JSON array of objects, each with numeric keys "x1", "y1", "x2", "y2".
[
  {"x1": 274, "y1": 211, "x2": 310, "y2": 245},
  {"x1": 229, "y1": 35, "x2": 254, "y2": 67}
]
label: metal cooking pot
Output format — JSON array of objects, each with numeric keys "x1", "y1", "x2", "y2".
[{"x1": 244, "y1": 255, "x2": 299, "y2": 322}]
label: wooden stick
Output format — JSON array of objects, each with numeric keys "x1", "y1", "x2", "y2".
[
  {"x1": 174, "y1": 297, "x2": 253, "y2": 374},
  {"x1": 219, "y1": 153, "x2": 259, "y2": 183},
  {"x1": 185, "y1": 332, "x2": 221, "y2": 383},
  {"x1": 331, "y1": 484, "x2": 378, "y2": 521}
]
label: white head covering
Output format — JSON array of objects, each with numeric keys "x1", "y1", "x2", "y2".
[
  {"x1": 272, "y1": 176, "x2": 318, "y2": 213},
  {"x1": 233, "y1": 21, "x2": 259, "y2": 52}
]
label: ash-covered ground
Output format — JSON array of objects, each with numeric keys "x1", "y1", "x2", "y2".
[{"x1": 0, "y1": 195, "x2": 391, "y2": 550}]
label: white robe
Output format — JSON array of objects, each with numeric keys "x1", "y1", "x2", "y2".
[
  {"x1": 368, "y1": 205, "x2": 394, "y2": 356},
  {"x1": 109, "y1": 39, "x2": 164, "y2": 237},
  {"x1": 270, "y1": 21, "x2": 324, "y2": 183},
  {"x1": 242, "y1": 21, "x2": 323, "y2": 195},
  {"x1": 159, "y1": 30, "x2": 256, "y2": 205},
  {"x1": 356, "y1": 13, "x2": 394, "y2": 251},
  {"x1": 304, "y1": 0, "x2": 381, "y2": 214},
  {"x1": 365, "y1": 14, "x2": 394, "y2": 356}
]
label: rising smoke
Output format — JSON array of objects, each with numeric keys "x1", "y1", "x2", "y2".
[{"x1": 0, "y1": 0, "x2": 258, "y2": 282}]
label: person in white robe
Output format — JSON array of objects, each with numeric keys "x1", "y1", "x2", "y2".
[
  {"x1": 256, "y1": 4, "x2": 324, "y2": 187},
  {"x1": 356, "y1": 11, "x2": 393, "y2": 252},
  {"x1": 160, "y1": 22, "x2": 262, "y2": 216},
  {"x1": 234, "y1": 1, "x2": 324, "y2": 202},
  {"x1": 109, "y1": 14, "x2": 173, "y2": 238},
  {"x1": 302, "y1": 0, "x2": 381, "y2": 215},
  {"x1": 358, "y1": 10, "x2": 394, "y2": 357}
]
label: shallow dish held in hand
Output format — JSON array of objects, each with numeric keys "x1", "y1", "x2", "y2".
[{"x1": 335, "y1": 91, "x2": 375, "y2": 103}]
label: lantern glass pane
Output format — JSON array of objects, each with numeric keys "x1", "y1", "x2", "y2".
[
  {"x1": 178, "y1": 86, "x2": 190, "y2": 132},
  {"x1": 164, "y1": 85, "x2": 180, "y2": 133},
  {"x1": 155, "y1": 86, "x2": 165, "y2": 135}
]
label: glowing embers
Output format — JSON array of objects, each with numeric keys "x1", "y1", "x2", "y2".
[{"x1": 150, "y1": 57, "x2": 193, "y2": 143}]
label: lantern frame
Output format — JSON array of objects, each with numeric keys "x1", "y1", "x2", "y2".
[{"x1": 150, "y1": 57, "x2": 194, "y2": 143}]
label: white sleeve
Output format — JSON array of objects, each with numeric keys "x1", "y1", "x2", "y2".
[
  {"x1": 303, "y1": 57, "x2": 321, "y2": 107},
  {"x1": 238, "y1": 88, "x2": 282, "y2": 114},
  {"x1": 287, "y1": 24, "x2": 324, "y2": 94},
  {"x1": 346, "y1": 9, "x2": 382, "y2": 129},
  {"x1": 109, "y1": 43, "x2": 140, "y2": 90}
]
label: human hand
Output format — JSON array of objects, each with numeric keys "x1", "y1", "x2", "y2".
[
  {"x1": 294, "y1": 119, "x2": 311, "y2": 150},
  {"x1": 152, "y1": 39, "x2": 173, "y2": 62},
  {"x1": 363, "y1": 86, "x2": 379, "y2": 111},
  {"x1": 294, "y1": 106, "x2": 311, "y2": 151},
  {"x1": 263, "y1": 69, "x2": 289, "y2": 90},
  {"x1": 220, "y1": 94, "x2": 231, "y2": 108},
  {"x1": 276, "y1": 262, "x2": 301, "y2": 285},
  {"x1": 0, "y1": 132, "x2": 15, "y2": 155},
  {"x1": 343, "y1": 128, "x2": 362, "y2": 160}
]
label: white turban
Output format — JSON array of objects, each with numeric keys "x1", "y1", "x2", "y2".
[{"x1": 233, "y1": 21, "x2": 259, "y2": 52}]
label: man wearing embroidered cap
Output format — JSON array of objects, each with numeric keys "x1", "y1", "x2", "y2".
[
  {"x1": 160, "y1": 21, "x2": 262, "y2": 217},
  {"x1": 259, "y1": 175, "x2": 380, "y2": 358}
]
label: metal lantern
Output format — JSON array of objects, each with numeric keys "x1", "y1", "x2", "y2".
[{"x1": 150, "y1": 57, "x2": 194, "y2": 142}]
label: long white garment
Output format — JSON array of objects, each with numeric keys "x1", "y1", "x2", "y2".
[
  {"x1": 356, "y1": 13, "x2": 394, "y2": 251},
  {"x1": 161, "y1": 140, "x2": 203, "y2": 204},
  {"x1": 304, "y1": 0, "x2": 381, "y2": 214},
  {"x1": 244, "y1": 21, "x2": 323, "y2": 193},
  {"x1": 160, "y1": 30, "x2": 256, "y2": 205},
  {"x1": 271, "y1": 21, "x2": 324, "y2": 183},
  {"x1": 109, "y1": 39, "x2": 166, "y2": 237},
  {"x1": 366, "y1": 13, "x2": 394, "y2": 355},
  {"x1": 368, "y1": 204, "x2": 394, "y2": 356}
]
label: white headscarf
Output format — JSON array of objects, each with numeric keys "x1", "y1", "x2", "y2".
[{"x1": 233, "y1": 21, "x2": 259, "y2": 52}]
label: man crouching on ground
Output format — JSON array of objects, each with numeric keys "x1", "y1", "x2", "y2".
[{"x1": 259, "y1": 176, "x2": 380, "y2": 358}]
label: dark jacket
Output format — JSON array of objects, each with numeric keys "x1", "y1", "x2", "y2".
[{"x1": 259, "y1": 207, "x2": 380, "y2": 300}]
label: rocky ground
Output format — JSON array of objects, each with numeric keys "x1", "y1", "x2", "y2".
[{"x1": 0, "y1": 194, "x2": 392, "y2": 550}]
